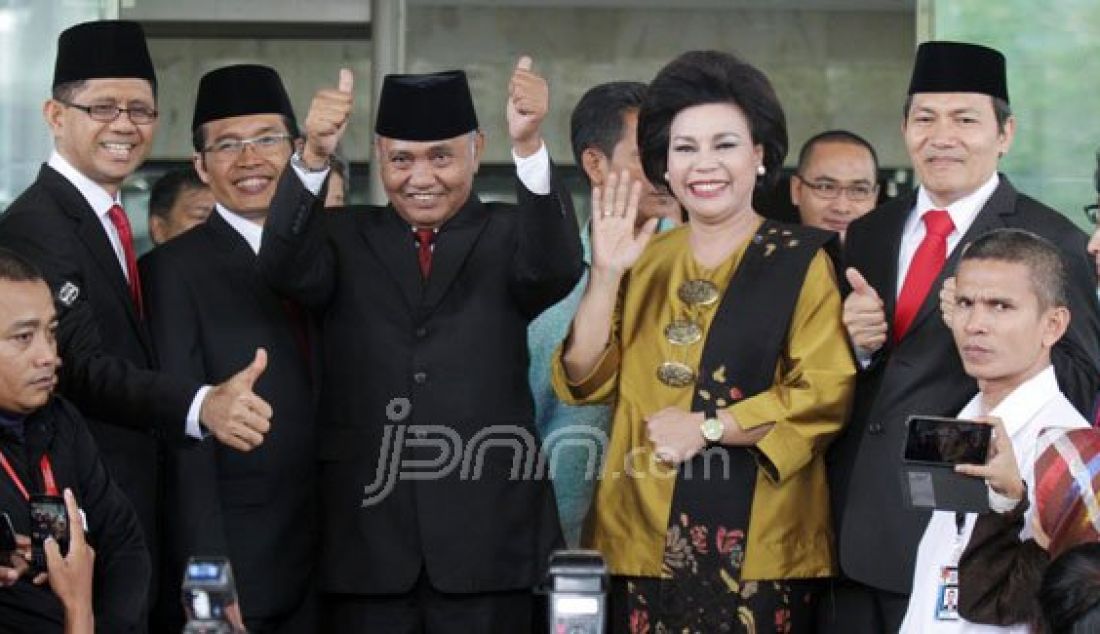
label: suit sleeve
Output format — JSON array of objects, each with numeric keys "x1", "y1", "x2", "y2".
[
  {"x1": 958, "y1": 496, "x2": 1047, "y2": 626},
  {"x1": 1049, "y1": 224, "x2": 1100, "y2": 417},
  {"x1": 257, "y1": 166, "x2": 338, "y2": 309},
  {"x1": 509, "y1": 161, "x2": 584, "y2": 320},
  {"x1": 0, "y1": 207, "x2": 198, "y2": 442},
  {"x1": 139, "y1": 251, "x2": 233, "y2": 577},
  {"x1": 62, "y1": 400, "x2": 151, "y2": 634}
]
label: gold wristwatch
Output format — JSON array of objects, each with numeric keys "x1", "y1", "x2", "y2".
[{"x1": 700, "y1": 405, "x2": 724, "y2": 444}]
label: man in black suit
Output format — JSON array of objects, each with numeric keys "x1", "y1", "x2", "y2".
[
  {"x1": 823, "y1": 41, "x2": 1100, "y2": 633},
  {"x1": 258, "y1": 59, "x2": 581, "y2": 632},
  {"x1": 140, "y1": 65, "x2": 317, "y2": 633},
  {"x1": 0, "y1": 19, "x2": 273, "y2": 616}
]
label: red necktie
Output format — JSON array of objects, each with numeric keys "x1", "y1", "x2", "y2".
[
  {"x1": 415, "y1": 228, "x2": 436, "y2": 279},
  {"x1": 894, "y1": 209, "x2": 954, "y2": 341},
  {"x1": 107, "y1": 204, "x2": 144, "y2": 317}
]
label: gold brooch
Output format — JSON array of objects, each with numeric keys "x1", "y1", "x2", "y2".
[
  {"x1": 677, "y1": 279, "x2": 720, "y2": 306},
  {"x1": 657, "y1": 361, "x2": 696, "y2": 388},
  {"x1": 664, "y1": 319, "x2": 703, "y2": 346}
]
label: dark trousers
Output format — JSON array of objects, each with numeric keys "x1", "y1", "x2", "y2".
[
  {"x1": 815, "y1": 577, "x2": 909, "y2": 634},
  {"x1": 246, "y1": 589, "x2": 318, "y2": 634},
  {"x1": 322, "y1": 569, "x2": 543, "y2": 634}
]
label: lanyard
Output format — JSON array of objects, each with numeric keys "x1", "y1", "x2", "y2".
[{"x1": 0, "y1": 450, "x2": 58, "y2": 501}]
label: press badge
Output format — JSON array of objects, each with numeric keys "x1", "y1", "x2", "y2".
[{"x1": 935, "y1": 565, "x2": 959, "y2": 620}]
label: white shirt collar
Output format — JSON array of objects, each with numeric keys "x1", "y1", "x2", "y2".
[
  {"x1": 47, "y1": 151, "x2": 121, "y2": 220},
  {"x1": 958, "y1": 365, "x2": 1060, "y2": 438},
  {"x1": 214, "y1": 204, "x2": 263, "y2": 255},
  {"x1": 908, "y1": 172, "x2": 1000, "y2": 239}
]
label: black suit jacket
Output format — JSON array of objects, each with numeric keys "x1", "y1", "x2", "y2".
[
  {"x1": 831, "y1": 176, "x2": 1100, "y2": 594},
  {"x1": 0, "y1": 165, "x2": 201, "y2": 552},
  {"x1": 0, "y1": 397, "x2": 150, "y2": 634},
  {"x1": 258, "y1": 167, "x2": 581, "y2": 595},
  {"x1": 139, "y1": 210, "x2": 317, "y2": 621}
]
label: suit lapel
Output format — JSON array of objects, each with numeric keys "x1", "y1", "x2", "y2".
[
  {"x1": 204, "y1": 210, "x2": 262, "y2": 289},
  {"x1": 358, "y1": 208, "x2": 422, "y2": 311},
  {"x1": 863, "y1": 193, "x2": 913, "y2": 326},
  {"x1": 904, "y1": 177, "x2": 1016, "y2": 337},
  {"x1": 422, "y1": 198, "x2": 488, "y2": 309},
  {"x1": 42, "y1": 167, "x2": 146, "y2": 338}
]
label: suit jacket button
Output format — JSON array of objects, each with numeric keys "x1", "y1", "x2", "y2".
[
  {"x1": 415, "y1": 327, "x2": 427, "y2": 338},
  {"x1": 868, "y1": 422, "x2": 884, "y2": 435},
  {"x1": 413, "y1": 371, "x2": 428, "y2": 385}
]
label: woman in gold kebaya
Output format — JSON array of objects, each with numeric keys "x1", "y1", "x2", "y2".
[{"x1": 552, "y1": 50, "x2": 856, "y2": 632}]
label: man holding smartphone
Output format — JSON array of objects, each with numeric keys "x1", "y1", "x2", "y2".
[
  {"x1": 827, "y1": 42, "x2": 1100, "y2": 633},
  {"x1": 0, "y1": 248, "x2": 148, "y2": 633},
  {"x1": 899, "y1": 229, "x2": 1090, "y2": 632}
]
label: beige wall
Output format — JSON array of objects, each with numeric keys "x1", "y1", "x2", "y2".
[{"x1": 146, "y1": 6, "x2": 914, "y2": 167}]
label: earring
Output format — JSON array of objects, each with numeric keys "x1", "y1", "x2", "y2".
[
  {"x1": 664, "y1": 171, "x2": 670, "y2": 181},
  {"x1": 757, "y1": 165, "x2": 766, "y2": 176}
]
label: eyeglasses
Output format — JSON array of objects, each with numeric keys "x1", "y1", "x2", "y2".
[
  {"x1": 203, "y1": 134, "x2": 294, "y2": 160},
  {"x1": 59, "y1": 100, "x2": 158, "y2": 125},
  {"x1": 1085, "y1": 203, "x2": 1098, "y2": 224},
  {"x1": 794, "y1": 174, "x2": 878, "y2": 202}
]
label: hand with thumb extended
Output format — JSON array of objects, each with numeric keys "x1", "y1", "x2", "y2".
[
  {"x1": 303, "y1": 68, "x2": 355, "y2": 168},
  {"x1": 201, "y1": 348, "x2": 273, "y2": 452},
  {"x1": 842, "y1": 267, "x2": 887, "y2": 355},
  {"x1": 507, "y1": 55, "x2": 549, "y2": 157}
]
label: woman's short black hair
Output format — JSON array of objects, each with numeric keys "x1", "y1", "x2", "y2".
[
  {"x1": 1039, "y1": 542, "x2": 1100, "y2": 633},
  {"x1": 638, "y1": 50, "x2": 788, "y2": 191}
]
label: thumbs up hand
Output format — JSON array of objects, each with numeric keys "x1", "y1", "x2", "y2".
[
  {"x1": 201, "y1": 348, "x2": 274, "y2": 452},
  {"x1": 843, "y1": 267, "x2": 888, "y2": 355},
  {"x1": 507, "y1": 56, "x2": 549, "y2": 157},
  {"x1": 303, "y1": 68, "x2": 355, "y2": 168}
]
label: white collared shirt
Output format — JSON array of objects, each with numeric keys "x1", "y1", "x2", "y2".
[
  {"x1": 47, "y1": 152, "x2": 131, "y2": 281},
  {"x1": 900, "y1": 366, "x2": 1089, "y2": 633},
  {"x1": 896, "y1": 173, "x2": 1001, "y2": 295},
  {"x1": 215, "y1": 204, "x2": 263, "y2": 254}
]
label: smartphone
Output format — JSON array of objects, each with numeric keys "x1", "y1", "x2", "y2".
[
  {"x1": 903, "y1": 416, "x2": 991, "y2": 466},
  {"x1": 0, "y1": 511, "x2": 16, "y2": 562},
  {"x1": 29, "y1": 495, "x2": 68, "y2": 571}
]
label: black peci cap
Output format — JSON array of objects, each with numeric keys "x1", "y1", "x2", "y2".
[
  {"x1": 374, "y1": 70, "x2": 479, "y2": 141},
  {"x1": 908, "y1": 41, "x2": 1009, "y2": 103},
  {"x1": 53, "y1": 20, "x2": 156, "y2": 91}
]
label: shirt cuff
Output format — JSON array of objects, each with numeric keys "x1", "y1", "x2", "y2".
[
  {"x1": 988, "y1": 486, "x2": 1023, "y2": 514},
  {"x1": 292, "y1": 162, "x2": 330, "y2": 196},
  {"x1": 186, "y1": 385, "x2": 213, "y2": 440},
  {"x1": 512, "y1": 142, "x2": 551, "y2": 195}
]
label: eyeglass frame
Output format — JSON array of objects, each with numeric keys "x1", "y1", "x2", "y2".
[
  {"x1": 793, "y1": 173, "x2": 879, "y2": 202},
  {"x1": 1084, "y1": 203, "x2": 1098, "y2": 224},
  {"x1": 201, "y1": 133, "x2": 296, "y2": 160},
  {"x1": 58, "y1": 99, "x2": 158, "y2": 125}
]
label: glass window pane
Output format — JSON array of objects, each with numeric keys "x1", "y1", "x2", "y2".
[
  {"x1": 930, "y1": 0, "x2": 1100, "y2": 229},
  {"x1": 0, "y1": 1, "x2": 110, "y2": 209}
]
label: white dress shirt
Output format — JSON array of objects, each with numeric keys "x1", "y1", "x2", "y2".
[
  {"x1": 215, "y1": 204, "x2": 263, "y2": 255},
  {"x1": 48, "y1": 152, "x2": 130, "y2": 279},
  {"x1": 900, "y1": 366, "x2": 1089, "y2": 633},
  {"x1": 895, "y1": 174, "x2": 1000, "y2": 295}
]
